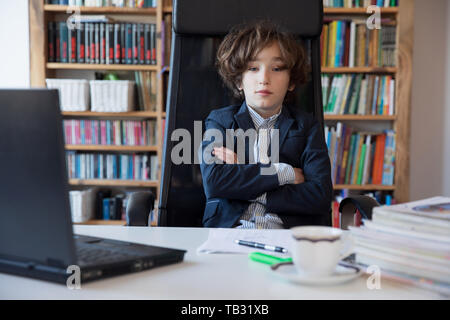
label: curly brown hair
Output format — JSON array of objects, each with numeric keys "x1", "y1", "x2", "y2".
[{"x1": 216, "y1": 20, "x2": 310, "y2": 103}]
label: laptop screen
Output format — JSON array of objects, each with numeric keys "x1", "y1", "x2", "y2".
[{"x1": 0, "y1": 89, "x2": 77, "y2": 268}]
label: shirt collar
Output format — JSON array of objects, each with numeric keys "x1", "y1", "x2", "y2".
[{"x1": 246, "y1": 104, "x2": 282, "y2": 129}]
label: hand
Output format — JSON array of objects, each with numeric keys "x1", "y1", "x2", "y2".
[
  {"x1": 213, "y1": 147, "x2": 239, "y2": 164},
  {"x1": 293, "y1": 168, "x2": 305, "y2": 184}
]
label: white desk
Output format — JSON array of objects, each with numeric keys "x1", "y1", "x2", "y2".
[{"x1": 0, "y1": 226, "x2": 443, "y2": 300}]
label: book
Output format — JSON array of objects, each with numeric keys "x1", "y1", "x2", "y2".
[
  {"x1": 372, "y1": 133, "x2": 386, "y2": 184},
  {"x1": 344, "y1": 133, "x2": 356, "y2": 184},
  {"x1": 144, "y1": 23, "x2": 150, "y2": 64},
  {"x1": 77, "y1": 23, "x2": 85, "y2": 63},
  {"x1": 106, "y1": 23, "x2": 114, "y2": 64},
  {"x1": 114, "y1": 23, "x2": 121, "y2": 64},
  {"x1": 150, "y1": 23, "x2": 157, "y2": 65},
  {"x1": 362, "y1": 134, "x2": 372, "y2": 184},
  {"x1": 351, "y1": 134, "x2": 364, "y2": 185},
  {"x1": 382, "y1": 130, "x2": 395, "y2": 185},
  {"x1": 349, "y1": 196, "x2": 450, "y2": 294},
  {"x1": 375, "y1": 196, "x2": 450, "y2": 221},
  {"x1": 138, "y1": 23, "x2": 145, "y2": 64},
  {"x1": 356, "y1": 140, "x2": 367, "y2": 185},
  {"x1": 338, "y1": 126, "x2": 353, "y2": 184},
  {"x1": 125, "y1": 23, "x2": 132, "y2": 64},
  {"x1": 48, "y1": 22, "x2": 56, "y2": 62},
  {"x1": 89, "y1": 23, "x2": 95, "y2": 64},
  {"x1": 121, "y1": 23, "x2": 126, "y2": 64},
  {"x1": 59, "y1": 22, "x2": 68, "y2": 63},
  {"x1": 132, "y1": 23, "x2": 138, "y2": 64},
  {"x1": 99, "y1": 23, "x2": 105, "y2": 64},
  {"x1": 69, "y1": 26, "x2": 78, "y2": 63}
]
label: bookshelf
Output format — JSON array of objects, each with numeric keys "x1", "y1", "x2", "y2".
[
  {"x1": 321, "y1": 0, "x2": 413, "y2": 203},
  {"x1": 29, "y1": 0, "x2": 414, "y2": 225},
  {"x1": 29, "y1": 0, "x2": 166, "y2": 225}
]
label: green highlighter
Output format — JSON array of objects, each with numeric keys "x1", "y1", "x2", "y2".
[{"x1": 249, "y1": 252, "x2": 292, "y2": 265}]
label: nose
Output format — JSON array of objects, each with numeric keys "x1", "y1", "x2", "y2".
[{"x1": 258, "y1": 68, "x2": 270, "y2": 85}]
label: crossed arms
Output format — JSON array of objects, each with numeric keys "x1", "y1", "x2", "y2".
[{"x1": 199, "y1": 115, "x2": 333, "y2": 216}]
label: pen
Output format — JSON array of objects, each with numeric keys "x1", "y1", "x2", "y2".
[{"x1": 235, "y1": 240, "x2": 288, "y2": 253}]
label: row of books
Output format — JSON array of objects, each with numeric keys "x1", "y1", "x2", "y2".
[
  {"x1": 48, "y1": 21, "x2": 157, "y2": 65},
  {"x1": 63, "y1": 119, "x2": 157, "y2": 146},
  {"x1": 350, "y1": 196, "x2": 450, "y2": 296},
  {"x1": 69, "y1": 188, "x2": 130, "y2": 223},
  {"x1": 66, "y1": 152, "x2": 158, "y2": 180},
  {"x1": 323, "y1": 0, "x2": 398, "y2": 7},
  {"x1": 322, "y1": 74, "x2": 395, "y2": 115},
  {"x1": 46, "y1": 0, "x2": 157, "y2": 7},
  {"x1": 321, "y1": 19, "x2": 396, "y2": 68},
  {"x1": 325, "y1": 123, "x2": 395, "y2": 185},
  {"x1": 102, "y1": 195, "x2": 127, "y2": 220},
  {"x1": 135, "y1": 71, "x2": 157, "y2": 111}
]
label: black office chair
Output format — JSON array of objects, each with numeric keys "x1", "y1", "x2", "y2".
[{"x1": 157, "y1": 0, "x2": 378, "y2": 227}]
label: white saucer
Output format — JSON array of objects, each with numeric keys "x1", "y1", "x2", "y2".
[{"x1": 271, "y1": 263, "x2": 362, "y2": 286}]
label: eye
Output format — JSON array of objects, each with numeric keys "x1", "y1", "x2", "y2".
[
  {"x1": 273, "y1": 65, "x2": 287, "y2": 71},
  {"x1": 248, "y1": 67, "x2": 258, "y2": 71}
]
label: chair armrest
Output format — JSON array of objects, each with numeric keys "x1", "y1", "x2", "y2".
[
  {"x1": 126, "y1": 191, "x2": 155, "y2": 226},
  {"x1": 339, "y1": 195, "x2": 380, "y2": 222}
]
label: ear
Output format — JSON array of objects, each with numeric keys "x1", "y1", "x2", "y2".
[{"x1": 288, "y1": 83, "x2": 295, "y2": 92}]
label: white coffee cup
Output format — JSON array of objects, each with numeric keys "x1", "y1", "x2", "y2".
[{"x1": 290, "y1": 226, "x2": 354, "y2": 277}]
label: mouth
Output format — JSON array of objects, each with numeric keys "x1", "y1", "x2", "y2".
[{"x1": 256, "y1": 90, "x2": 273, "y2": 96}]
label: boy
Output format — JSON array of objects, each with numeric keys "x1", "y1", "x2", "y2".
[{"x1": 200, "y1": 20, "x2": 332, "y2": 229}]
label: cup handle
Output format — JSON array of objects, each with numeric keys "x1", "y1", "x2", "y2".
[{"x1": 339, "y1": 234, "x2": 354, "y2": 260}]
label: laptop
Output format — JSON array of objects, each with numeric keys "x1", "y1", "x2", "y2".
[{"x1": 0, "y1": 89, "x2": 186, "y2": 284}]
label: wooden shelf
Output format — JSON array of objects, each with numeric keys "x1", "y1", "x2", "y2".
[
  {"x1": 69, "y1": 178, "x2": 158, "y2": 187},
  {"x1": 47, "y1": 63, "x2": 158, "y2": 71},
  {"x1": 321, "y1": 67, "x2": 397, "y2": 74},
  {"x1": 74, "y1": 220, "x2": 127, "y2": 226},
  {"x1": 161, "y1": 7, "x2": 397, "y2": 15},
  {"x1": 334, "y1": 184, "x2": 395, "y2": 191},
  {"x1": 65, "y1": 145, "x2": 157, "y2": 152},
  {"x1": 44, "y1": 4, "x2": 157, "y2": 14},
  {"x1": 324, "y1": 7, "x2": 398, "y2": 14},
  {"x1": 62, "y1": 111, "x2": 158, "y2": 118},
  {"x1": 324, "y1": 115, "x2": 396, "y2": 121}
]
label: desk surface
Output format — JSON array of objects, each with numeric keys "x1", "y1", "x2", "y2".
[{"x1": 0, "y1": 226, "x2": 443, "y2": 300}]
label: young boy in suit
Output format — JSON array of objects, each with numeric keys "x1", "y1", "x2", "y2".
[{"x1": 199, "y1": 20, "x2": 332, "y2": 229}]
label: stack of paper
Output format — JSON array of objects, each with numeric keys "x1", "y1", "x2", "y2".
[
  {"x1": 197, "y1": 228, "x2": 292, "y2": 257},
  {"x1": 349, "y1": 196, "x2": 450, "y2": 296}
]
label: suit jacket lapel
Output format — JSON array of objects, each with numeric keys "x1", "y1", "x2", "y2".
[
  {"x1": 233, "y1": 101, "x2": 255, "y2": 163},
  {"x1": 275, "y1": 106, "x2": 295, "y2": 149},
  {"x1": 233, "y1": 101, "x2": 254, "y2": 132}
]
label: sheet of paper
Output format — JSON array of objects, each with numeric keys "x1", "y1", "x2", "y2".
[{"x1": 197, "y1": 228, "x2": 293, "y2": 257}]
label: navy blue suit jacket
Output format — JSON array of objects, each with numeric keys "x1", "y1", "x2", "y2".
[{"x1": 199, "y1": 101, "x2": 333, "y2": 228}]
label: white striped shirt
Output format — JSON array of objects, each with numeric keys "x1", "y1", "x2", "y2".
[{"x1": 236, "y1": 105, "x2": 296, "y2": 229}]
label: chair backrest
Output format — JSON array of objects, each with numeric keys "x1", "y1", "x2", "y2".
[{"x1": 158, "y1": 0, "x2": 324, "y2": 227}]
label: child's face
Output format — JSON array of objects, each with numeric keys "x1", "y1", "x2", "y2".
[{"x1": 239, "y1": 41, "x2": 295, "y2": 118}]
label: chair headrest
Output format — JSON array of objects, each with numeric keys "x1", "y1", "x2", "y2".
[{"x1": 173, "y1": 0, "x2": 323, "y2": 38}]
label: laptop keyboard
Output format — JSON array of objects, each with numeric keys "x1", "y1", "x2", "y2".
[{"x1": 76, "y1": 246, "x2": 138, "y2": 265}]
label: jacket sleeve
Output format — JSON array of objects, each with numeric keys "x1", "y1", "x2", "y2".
[
  {"x1": 266, "y1": 118, "x2": 333, "y2": 216},
  {"x1": 200, "y1": 114, "x2": 280, "y2": 201}
]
